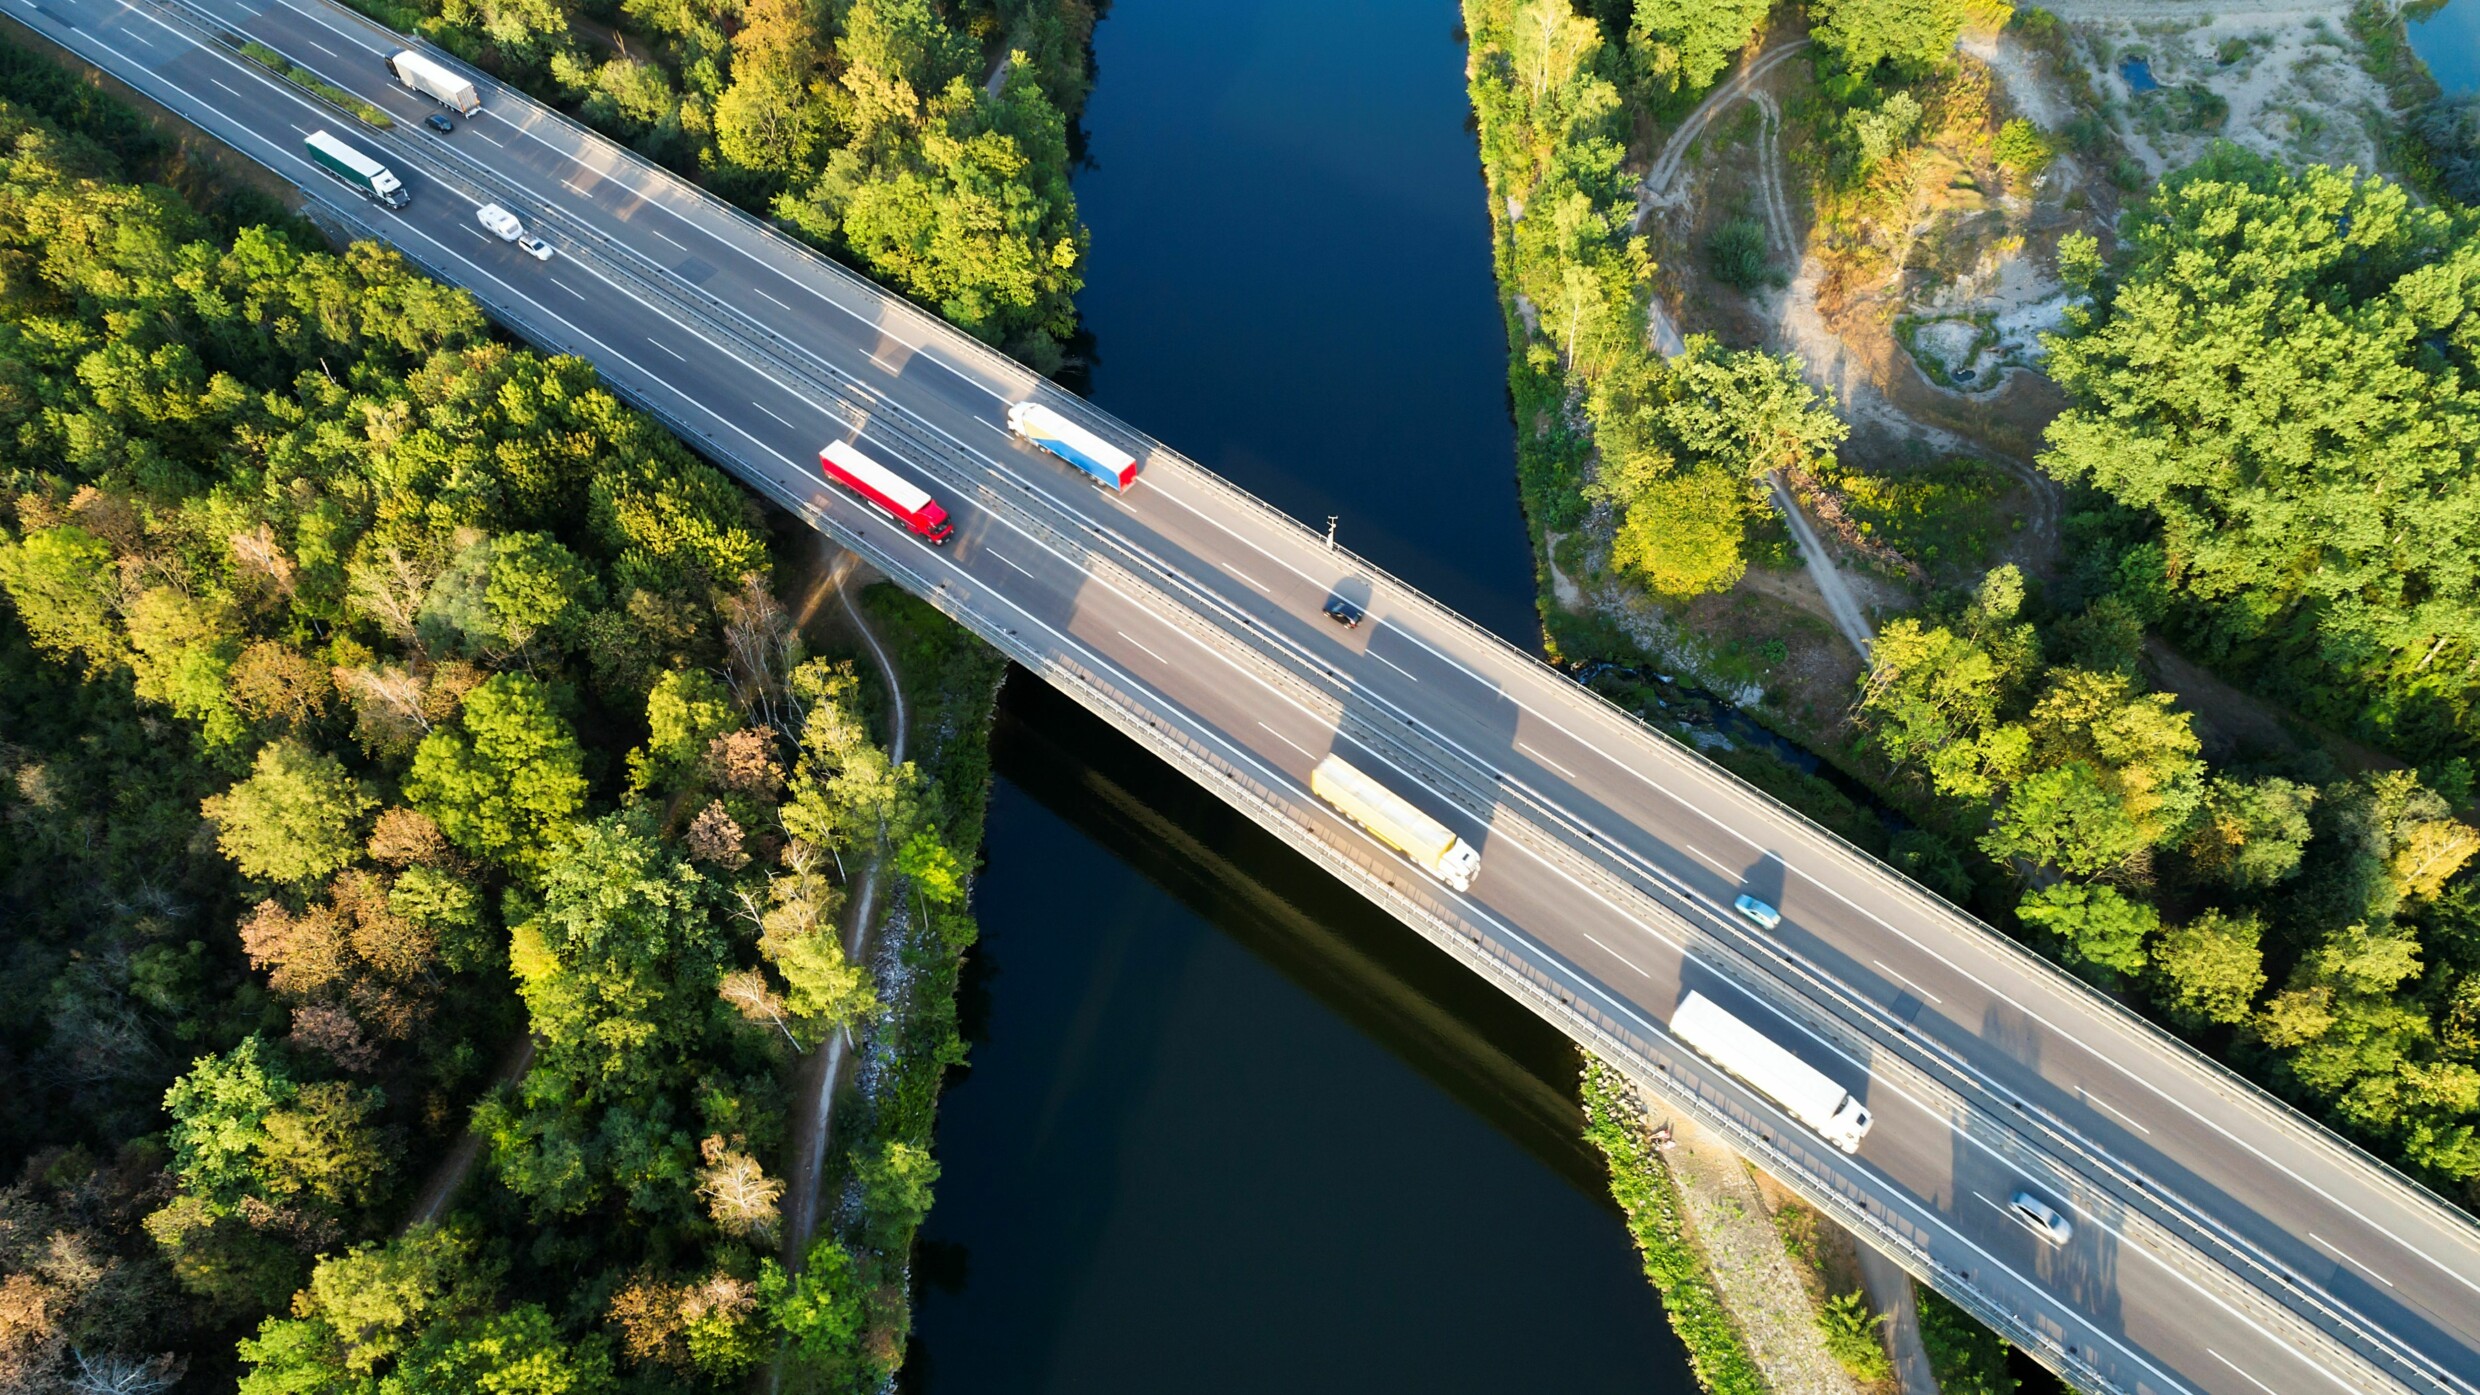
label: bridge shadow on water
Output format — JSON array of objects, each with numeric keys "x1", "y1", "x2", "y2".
[{"x1": 905, "y1": 675, "x2": 1694, "y2": 1394}]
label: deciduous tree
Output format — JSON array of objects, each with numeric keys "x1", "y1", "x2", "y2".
[{"x1": 202, "y1": 740, "x2": 374, "y2": 888}]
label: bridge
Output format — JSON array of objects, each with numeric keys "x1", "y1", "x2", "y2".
[{"x1": 8, "y1": 0, "x2": 2477, "y2": 1390}]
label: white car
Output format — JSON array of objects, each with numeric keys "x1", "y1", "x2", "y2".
[
  {"x1": 2008, "y1": 1191, "x2": 2074, "y2": 1246},
  {"x1": 516, "y1": 234, "x2": 554, "y2": 262},
  {"x1": 475, "y1": 203, "x2": 522, "y2": 241},
  {"x1": 1733, "y1": 894, "x2": 1782, "y2": 931}
]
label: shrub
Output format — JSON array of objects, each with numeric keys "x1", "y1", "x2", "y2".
[
  {"x1": 1992, "y1": 117, "x2": 2053, "y2": 175},
  {"x1": 1818, "y1": 1290, "x2": 1894, "y2": 1382},
  {"x1": 1706, "y1": 215, "x2": 1774, "y2": 290}
]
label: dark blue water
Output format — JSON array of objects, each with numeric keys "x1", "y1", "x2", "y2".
[
  {"x1": 1066, "y1": 0, "x2": 1538, "y2": 646},
  {"x1": 2119, "y1": 55, "x2": 2160, "y2": 94},
  {"x1": 907, "y1": 2, "x2": 1692, "y2": 1391},
  {"x1": 2410, "y1": 0, "x2": 2478, "y2": 94},
  {"x1": 907, "y1": 685, "x2": 1687, "y2": 1392}
]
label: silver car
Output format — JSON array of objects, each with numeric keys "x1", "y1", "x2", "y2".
[
  {"x1": 516, "y1": 234, "x2": 555, "y2": 262},
  {"x1": 2008, "y1": 1191, "x2": 2073, "y2": 1246}
]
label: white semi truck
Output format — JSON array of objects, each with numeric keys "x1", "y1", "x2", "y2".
[
  {"x1": 386, "y1": 49, "x2": 481, "y2": 115},
  {"x1": 1670, "y1": 991, "x2": 1873, "y2": 1153},
  {"x1": 1310, "y1": 755, "x2": 1480, "y2": 892}
]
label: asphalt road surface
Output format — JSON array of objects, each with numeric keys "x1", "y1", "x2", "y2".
[{"x1": 7, "y1": 2, "x2": 2476, "y2": 1391}]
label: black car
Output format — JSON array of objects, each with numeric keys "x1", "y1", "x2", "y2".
[
  {"x1": 1322, "y1": 596, "x2": 1363, "y2": 628},
  {"x1": 425, "y1": 113, "x2": 455, "y2": 133}
]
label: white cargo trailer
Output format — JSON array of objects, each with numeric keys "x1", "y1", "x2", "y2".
[
  {"x1": 386, "y1": 49, "x2": 481, "y2": 115},
  {"x1": 1310, "y1": 754, "x2": 1480, "y2": 891},
  {"x1": 1670, "y1": 991, "x2": 1873, "y2": 1153}
]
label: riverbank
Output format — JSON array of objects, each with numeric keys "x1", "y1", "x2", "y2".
[{"x1": 786, "y1": 575, "x2": 1008, "y2": 1383}]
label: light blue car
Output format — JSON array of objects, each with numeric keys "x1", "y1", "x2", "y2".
[{"x1": 1733, "y1": 894, "x2": 1782, "y2": 930}]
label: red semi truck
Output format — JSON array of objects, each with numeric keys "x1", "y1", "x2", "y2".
[{"x1": 820, "y1": 440, "x2": 954, "y2": 545}]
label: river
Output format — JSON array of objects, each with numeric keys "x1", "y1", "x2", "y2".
[{"x1": 904, "y1": 1, "x2": 1695, "y2": 1391}]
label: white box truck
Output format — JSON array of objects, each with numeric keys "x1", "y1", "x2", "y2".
[
  {"x1": 303, "y1": 130, "x2": 407, "y2": 209},
  {"x1": 1671, "y1": 991, "x2": 1873, "y2": 1153},
  {"x1": 386, "y1": 49, "x2": 481, "y2": 116},
  {"x1": 1310, "y1": 754, "x2": 1480, "y2": 892}
]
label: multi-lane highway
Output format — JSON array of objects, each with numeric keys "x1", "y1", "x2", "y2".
[{"x1": 7, "y1": 1, "x2": 2477, "y2": 1390}]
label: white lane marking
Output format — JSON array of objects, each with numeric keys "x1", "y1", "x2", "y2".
[
  {"x1": 646, "y1": 338, "x2": 686, "y2": 362},
  {"x1": 211, "y1": 78, "x2": 245, "y2": 99},
  {"x1": 302, "y1": 36, "x2": 336, "y2": 55},
  {"x1": 1256, "y1": 722, "x2": 1314, "y2": 761},
  {"x1": 546, "y1": 278, "x2": 586, "y2": 300},
  {"x1": 2212, "y1": 1350, "x2": 2283, "y2": 1395},
  {"x1": 1382, "y1": 619, "x2": 1497, "y2": 686},
  {"x1": 645, "y1": 225, "x2": 689, "y2": 251},
  {"x1": 562, "y1": 177, "x2": 594, "y2": 197},
  {"x1": 289, "y1": 123, "x2": 310, "y2": 135},
  {"x1": 1582, "y1": 932, "x2": 1649, "y2": 977},
  {"x1": 1116, "y1": 630, "x2": 1168, "y2": 666},
  {"x1": 1367, "y1": 647, "x2": 1419, "y2": 683},
  {"x1": 754, "y1": 286, "x2": 793, "y2": 311},
  {"x1": 100, "y1": 28, "x2": 2438, "y2": 1383},
  {"x1": 270, "y1": 0, "x2": 388, "y2": 54},
  {"x1": 1227, "y1": 565, "x2": 1269, "y2": 592},
  {"x1": 2081, "y1": 1089, "x2": 2153, "y2": 1137},
  {"x1": 1689, "y1": 845, "x2": 1739, "y2": 877},
  {"x1": 985, "y1": 550, "x2": 1033, "y2": 578},
  {"x1": 468, "y1": 126, "x2": 505, "y2": 147},
  {"x1": 1517, "y1": 740, "x2": 1576, "y2": 780},
  {"x1": 750, "y1": 401, "x2": 797, "y2": 431},
  {"x1": 1873, "y1": 959, "x2": 1944, "y2": 1007},
  {"x1": 2310, "y1": 1234, "x2": 2396, "y2": 1289}
]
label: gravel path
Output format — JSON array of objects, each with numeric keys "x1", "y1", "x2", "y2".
[{"x1": 1664, "y1": 1111, "x2": 1868, "y2": 1395}]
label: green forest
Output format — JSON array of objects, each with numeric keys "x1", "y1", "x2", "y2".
[
  {"x1": 0, "y1": 41, "x2": 1003, "y2": 1392},
  {"x1": 1465, "y1": 0, "x2": 2480, "y2": 1227},
  {"x1": 366, "y1": 0, "x2": 1093, "y2": 367}
]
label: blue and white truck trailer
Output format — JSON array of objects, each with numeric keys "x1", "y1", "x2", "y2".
[{"x1": 1006, "y1": 401, "x2": 1140, "y2": 491}]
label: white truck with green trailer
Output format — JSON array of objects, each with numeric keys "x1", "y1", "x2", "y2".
[{"x1": 303, "y1": 129, "x2": 407, "y2": 210}]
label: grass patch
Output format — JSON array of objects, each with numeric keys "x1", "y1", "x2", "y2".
[
  {"x1": 239, "y1": 40, "x2": 392, "y2": 128},
  {"x1": 1582, "y1": 1059, "x2": 1770, "y2": 1395},
  {"x1": 1822, "y1": 454, "x2": 2009, "y2": 577}
]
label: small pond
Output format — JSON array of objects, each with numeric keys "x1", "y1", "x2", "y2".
[
  {"x1": 2408, "y1": 0, "x2": 2479, "y2": 95},
  {"x1": 2119, "y1": 54, "x2": 2160, "y2": 94}
]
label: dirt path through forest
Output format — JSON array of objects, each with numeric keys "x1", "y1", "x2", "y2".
[{"x1": 398, "y1": 1034, "x2": 536, "y2": 1233}]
